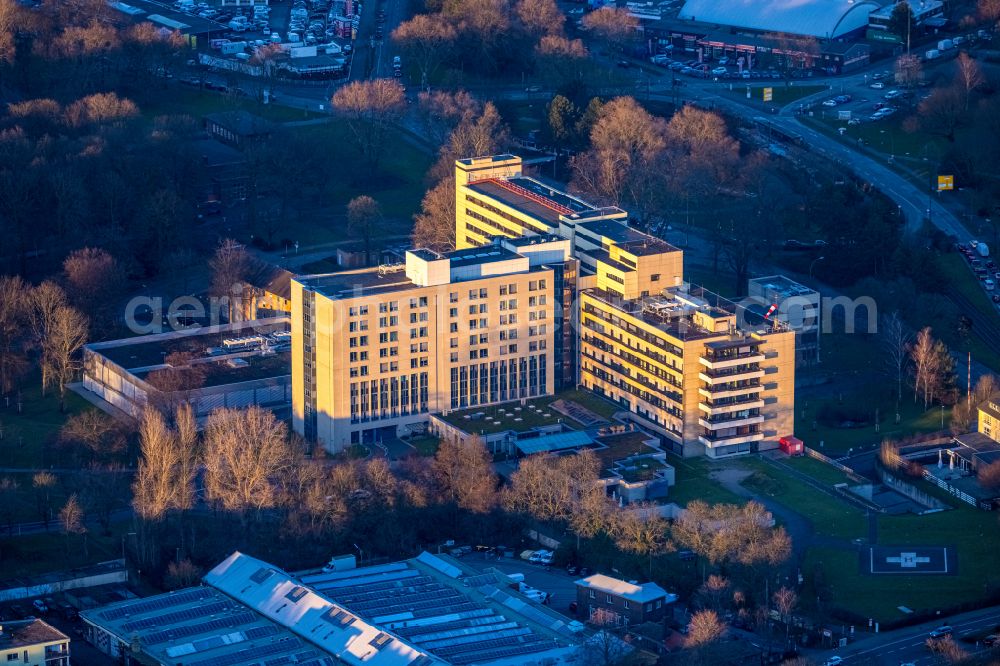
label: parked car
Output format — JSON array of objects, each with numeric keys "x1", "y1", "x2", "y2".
[
  {"x1": 822, "y1": 98, "x2": 839, "y2": 107},
  {"x1": 821, "y1": 658, "x2": 843, "y2": 666},
  {"x1": 566, "y1": 565, "x2": 579, "y2": 576},
  {"x1": 32, "y1": 599, "x2": 48, "y2": 614},
  {"x1": 929, "y1": 626, "x2": 954, "y2": 638},
  {"x1": 718, "y1": 56, "x2": 729, "y2": 65},
  {"x1": 870, "y1": 81, "x2": 885, "y2": 89},
  {"x1": 711, "y1": 66, "x2": 726, "y2": 76}
]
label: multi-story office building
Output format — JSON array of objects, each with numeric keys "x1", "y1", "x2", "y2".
[
  {"x1": 292, "y1": 154, "x2": 795, "y2": 457},
  {"x1": 292, "y1": 239, "x2": 570, "y2": 451},
  {"x1": 748, "y1": 275, "x2": 820, "y2": 364}
]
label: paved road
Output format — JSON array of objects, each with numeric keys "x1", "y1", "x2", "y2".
[
  {"x1": 458, "y1": 553, "x2": 581, "y2": 617},
  {"x1": 826, "y1": 604, "x2": 1000, "y2": 665}
]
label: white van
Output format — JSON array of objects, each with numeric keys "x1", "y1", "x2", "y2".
[{"x1": 986, "y1": 279, "x2": 995, "y2": 291}]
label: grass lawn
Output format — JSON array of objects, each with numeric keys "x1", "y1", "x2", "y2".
[
  {"x1": 739, "y1": 459, "x2": 867, "y2": 540},
  {"x1": 935, "y1": 253, "x2": 1000, "y2": 369},
  {"x1": 408, "y1": 436, "x2": 440, "y2": 457},
  {"x1": 783, "y1": 455, "x2": 855, "y2": 487},
  {"x1": 141, "y1": 86, "x2": 319, "y2": 123},
  {"x1": 440, "y1": 389, "x2": 621, "y2": 436},
  {"x1": 299, "y1": 256, "x2": 341, "y2": 274},
  {"x1": 804, "y1": 508, "x2": 1000, "y2": 622},
  {"x1": 667, "y1": 457, "x2": 745, "y2": 507},
  {"x1": 720, "y1": 83, "x2": 828, "y2": 106},
  {"x1": 0, "y1": 377, "x2": 89, "y2": 469}
]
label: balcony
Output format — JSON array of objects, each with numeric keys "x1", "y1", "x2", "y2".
[
  {"x1": 698, "y1": 431, "x2": 764, "y2": 447},
  {"x1": 698, "y1": 414, "x2": 764, "y2": 430},
  {"x1": 698, "y1": 398, "x2": 764, "y2": 415},
  {"x1": 698, "y1": 368, "x2": 765, "y2": 385},
  {"x1": 699, "y1": 353, "x2": 764, "y2": 370}
]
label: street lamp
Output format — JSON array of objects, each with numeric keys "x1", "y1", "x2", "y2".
[
  {"x1": 809, "y1": 256, "x2": 826, "y2": 279},
  {"x1": 353, "y1": 543, "x2": 363, "y2": 566}
]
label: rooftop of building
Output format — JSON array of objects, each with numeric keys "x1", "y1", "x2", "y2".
[
  {"x1": 298, "y1": 553, "x2": 581, "y2": 665},
  {"x1": 584, "y1": 285, "x2": 787, "y2": 341},
  {"x1": 295, "y1": 267, "x2": 416, "y2": 299},
  {"x1": 502, "y1": 233, "x2": 566, "y2": 247},
  {"x1": 466, "y1": 176, "x2": 596, "y2": 226},
  {"x1": 576, "y1": 220, "x2": 679, "y2": 257},
  {"x1": 574, "y1": 574, "x2": 668, "y2": 604},
  {"x1": 447, "y1": 245, "x2": 523, "y2": 268},
  {"x1": 436, "y1": 389, "x2": 620, "y2": 436},
  {"x1": 204, "y1": 110, "x2": 275, "y2": 137},
  {"x1": 110, "y1": 0, "x2": 226, "y2": 35},
  {"x1": 676, "y1": 0, "x2": 880, "y2": 39},
  {"x1": 979, "y1": 396, "x2": 1000, "y2": 422},
  {"x1": 80, "y1": 586, "x2": 333, "y2": 666},
  {"x1": 0, "y1": 559, "x2": 125, "y2": 595},
  {"x1": 869, "y1": 0, "x2": 943, "y2": 19},
  {"x1": 246, "y1": 260, "x2": 296, "y2": 301},
  {"x1": 749, "y1": 275, "x2": 818, "y2": 299},
  {"x1": 0, "y1": 619, "x2": 68, "y2": 650},
  {"x1": 85, "y1": 319, "x2": 291, "y2": 388}
]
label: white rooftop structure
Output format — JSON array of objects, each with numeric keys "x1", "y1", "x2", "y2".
[
  {"x1": 205, "y1": 552, "x2": 438, "y2": 666},
  {"x1": 575, "y1": 574, "x2": 672, "y2": 604},
  {"x1": 677, "y1": 0, "x2": 882, "y2": 38}
]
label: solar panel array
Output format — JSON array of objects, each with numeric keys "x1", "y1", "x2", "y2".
[
  {"x1": 122, "y1": 600, "x2": 231, "y2": 633},
  {"x1": 187, "y1": 636, "x2": 303, "y2": 666},
  {"x1": 318, "y1": 562, "x2": 566, "y2": 665},
  {"x1": 101, "y1": 588, "x2": 211, "y2": 621},
  {"x1": 142, "y1": 611, "x2": 259, "y2": 645}
]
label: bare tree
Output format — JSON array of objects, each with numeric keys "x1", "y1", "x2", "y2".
[
  {"x1": 203, "y1": 406, "x2": 293, "y2": 525},
  {"x1": 925, "y1": 636, "x2": 968, "y2": 663},
  {"x1": 980, "y1": 0, "x2": 1000, "y2": 25},
  {"x1": 132, "y1": 407, "x2": 179, "y2": 522},
  {"x1": 59, "y1": 409, "x2": 126, "y2": 462},
  {"x1": 412, "y1": 177, "x2": 458, "y2": 252},
  {"x1": 62, "y1": 247, "x2": 124, "y2": 328},
  {"x1": 696, "y1": 575, "x2": 730, "y2": 612},
  {"x1": 392, "y1": 15, "x2": 457, "y2": 90},
  {"x1": 773, "y1": 586, "x2": 798, "y2": 648},
  {"x1": 209, "y1": 239, "x2": 250, "y2": 323},
  {"x1": 955, "y1": 52, "x2": 984, "y2": 111},
  {"x1": 686, "y1": 609, "x2": 726, "y2": 654},
  {"x1": 917, "y1": 85, "x2": 966, "y2": 142},
  {"x1": 581, "y1": 6, "x2": 638, "y2": 54},
  {"x1": 331, "y1": 79, "x2": 406, "y2": 171},
  {"x1": 416, "y1": 89, "x2": 480, "y2": 147},
  {"x1": 165, "y1": 558, "x2": 202, "y2": 589},
  {"x1": 535, "y1": 36, "x2": 589, "y2": 89},
  {"x1": 27, "y1": 281, "x2": 68, "y2": 395},
  {"x1": 432, "y1": 436, "x2": 496, "y2": 513},
  {"x1": 347, "y1": 195, "x2": 382, "y2": 266},
  {"x1": 515, "y1": 0, "x2": 564, "y2": 37},
  {"x1": 951, "y1": 374, "x2": 997, "y2": 434},
  {"x1": 433, "y1": 101, "x2": 510, "y2": 180},
  {"x1": 32, "y1": 471, "x2": 56, "y2": 529},
  {"x1": 174, "y1": 403, "x2": 199, "y2": 514},
  {"x1": 583, "y1": 607, "x2": 629, "y2": 666},
  {"x1": 59, "y1": 493, "x2": 87, "y2": 557},
  {"x1": 910, "y1": 327, "x2": 956, "y2": 407},
  {"x1": 880, "y1": 312, "x2": 911, "y2": 417},
  {"x1": 612, "y1": 503, "x2": 670, "y2": 575},
  {"x1": 0, "y1": 275, "x2": 30, "y2": 393},
  {"x1": 42, "y1": 304, "x2": 88, "y2": 411}
]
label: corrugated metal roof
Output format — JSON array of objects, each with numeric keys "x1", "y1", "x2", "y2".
[
  {"x1": 677, "y1": 0, "x2": 882, "y2": 38},
  {"x1": 515, "y1": 431, "x2": 593, "y2": 455}
]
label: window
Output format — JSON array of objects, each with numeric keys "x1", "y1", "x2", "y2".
[
  {"x1": 509, "y1": 284, "x2": 518, "y2": 294},
  {"x1": 470, "y1": 335, "x2": 478, "y2": 345},
  {"x1": 450, "y1": 338, "x2": 458, "y2": 348},
  {"x1": 479, "y1": 333, "x2": 488, "y2": 344},
  {"x1": 469, "y1": 305, "x2": 477, "y2": 315},
  {"x1": 450, "y1": 308, "x2": 458, "y2": 317},
  {"x1": 529, "y1": 280, "x2": 538, "y2": 291},
  {"x1": 7, "y1": 654, "x2": 18, "y2": 662},
  {"x1": 359, "y1": 336, "x2": 368, "y2": 346},
  {"x1": 538, "y1": 279, "x2": 545, "y2": 289},
  {"x1": 450, "y1": 322, "x2": 458, "y2": 333},
  {"x1": 450, "y1": 292, "x2": 458, "y2": 303},
  {"x1": 359, "y1": 305, "x2": 369, "y2": 315},
  {"x1": 645, "y1": 603, "x2": 652, "y2": 611},
  {"x1": 651, "y1": 273, "x2": 661, "y2": 282},
  {"x1": 349, "y1": 306, "x2": 358, "y2": 317},
  {"x1": 500, "y1": 285, "x2": 508, "y2": 296},
  {"x1": 379, "y1": 302, "x2": 389, "y2": 313},
  {"x1": 589, "y1": 591, "x2": 596, "y2": 599},
  {"x1": 479, "y1": 303, "x2": 488, "y2": 314},
  {"x1": 479, "y1": 349, "x2": 488, "y2": 358},
  {"x1": 606, "y1": 594, "x2": 613, "y2": 603},
  {"x1": 350, "y1": 352, "x2": 358, "y2": 362},
  {"x1": 479, "y1": 288, "x2": 488, "y2": 298},
  {"x1": 623, "y1": 600, "x2": 630, "y2": 609},
  {"x1": 468, "y1": 289, "x2": 478, "y2": 300},
  {"x1": 360, "y1": 351, "x2": 368, "y2": 361},
  {"x1": 450, "y1": 352, "x2": 458, "y2": 362}
]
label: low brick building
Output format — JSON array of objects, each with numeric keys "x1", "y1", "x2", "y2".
[{"x1": 575, "y1": 574, "x2": 675, "y2": 627}]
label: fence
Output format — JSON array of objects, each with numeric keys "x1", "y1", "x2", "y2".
[
  {"x1": 922, "y1": 470, "x2": 978, "y2": 507},
  {"x1": 804, "y1": 446, "x2": 866, "y2": 483},
  {"x1": 876, "y1": 468, "x2": 949, "y2": 512}
]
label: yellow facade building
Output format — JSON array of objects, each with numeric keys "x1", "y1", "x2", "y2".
[{"x1": 292, "y1": 154, "x2": 795, "y2": 456}]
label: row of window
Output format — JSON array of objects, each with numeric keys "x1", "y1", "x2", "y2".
[
  {"x1": 349, "y1": 373, "x2": 429, "y2": 423},
  {"x1": 449, "y1": 355, "x2": 547, "y2": 409}
]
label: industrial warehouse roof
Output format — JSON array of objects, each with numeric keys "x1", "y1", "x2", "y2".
[
  {"x1": 80, "y1": 586, "x2": 334, "y2": 666},
  {"x1": 299, "y1": 554, "x2": 581, "y2": 666},
  {"x1": 677, "y1": 0, "x2": 881, "y2": 38},
  {"x1": 574, "y1": 574, "x2": 670, "y2": 604}
]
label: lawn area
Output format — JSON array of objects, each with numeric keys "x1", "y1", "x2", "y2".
[
  {"x1": 407, "y1": 436, "x2": 440, "y2": 457},
  {"x1": 936, "y1": 253, "x2": 1000, "y2": 370},
  {"x1": 783, "y1": 455, "x2": 855, "y2": 487},
  {"x1": 720, "y1": 83, "x2": 828, "y2": 106},
  {"x1": 739, "y1": 459, "x2": 867, "y2": 540},
  {"x1": 667, "y1": 457, "x2": 745, "y2": 507},
  {"x1": 804, "y1": 507, "x2": 1000, "y2": 623},
  {"x1": 0, "y1": 377, "x2": 89, "y2": 468},
  {"x1": 797, "y1": 330, "x2": 950, "y2": 455},
  {"x1": 141, "y1": 86, "x2": 319, "y2": 123}
]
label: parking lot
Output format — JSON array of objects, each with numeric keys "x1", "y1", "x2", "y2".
[
  {"x1": 0, "y1": 595, "x2": 114, "y2": 664},
  {"x1": 455, "y1": 550, "x2": 584, "y2": 618}
]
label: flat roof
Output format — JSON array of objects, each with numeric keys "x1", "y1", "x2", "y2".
[
  {"x1": 296, "y1": 268, "x2": 415, "y2": 299},
  {"x1": 503, "y1": 233, "x2": 565, "y2": 247},
  {"x1": 447, "y1": 245, "x2": 522, "y2": 268},
  {"x1": 467, "y1": 177, "x2": 596, "y2": 227},
  {"x1": 575, "y1": 574, "x2": 667, "y2": 604},
  {"x1": 515, "y1": 430, "x2": 594, "y2": 455},
  {"x1": 0, "y1": 619, "x2": 68, "y2": 650},
  {"x1": 80, "y1": 586, "x2": 333, "y2": 666},
  {"x1": 300, "y1": 555, "x2": 581, "y2": 665},
  {"x1": 749, "y1": 275, "x2": 818, "y2": 299},
  {"x1": 110, "y1": 0, "x2": 226, "y2": 35}
]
